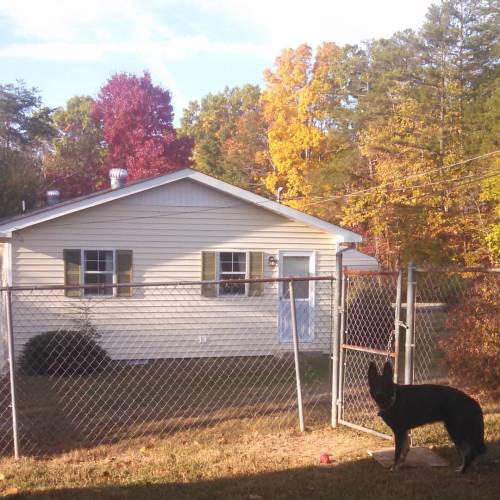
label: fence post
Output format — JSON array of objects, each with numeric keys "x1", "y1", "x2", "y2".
[
  {"x1": 331, "y1": 251, "x2": 343, "y2": 427},
  {"x1": 289, "y1": 279, "x2": 305, "y2": 432},
  {"x1": 393, "y1": 269, "x2": 403, "y2": 383},
  {"x1": 404, "y1": 261, "x2": 416, "y2": 385},
  {"x1": 337, "y1": 270, "x2": 347, "y2": 421},
  {"x1": 4, "y1": 289, "x2": 19, "y2": 459}
]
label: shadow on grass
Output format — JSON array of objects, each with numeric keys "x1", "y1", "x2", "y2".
[{"x1": 16, "y1": 442, "x2": 500, "y2": 500}]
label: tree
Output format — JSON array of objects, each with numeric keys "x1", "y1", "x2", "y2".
[
  {"x1": 179, "y1": 85, "x2": 271, "y2": 193},
  {"x1": 0, "y1": 81, "x2": 54, "y2": 217},
  {"x1": 340, "y1": 0, "x2": 499, "y2": 268},
  {"x1": 0, "y1": 149, "x2": 41, "y2": 218},
  {"x1": 44, "y1": 96, "x2": 106, "y2": 199},
  {"x1": 0, "y1": 81, "x2": 54, "y2": 152},
  {"x1": 93, "y1": 72, "x2": 192, "y2": 181},
  {"x1": 261, "y1": 43, "x2": 359, "y2": 216}
]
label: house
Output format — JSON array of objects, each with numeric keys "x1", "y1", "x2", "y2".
[{"x1": 0, "y1": 168, "x2": 377, "y2": 362}]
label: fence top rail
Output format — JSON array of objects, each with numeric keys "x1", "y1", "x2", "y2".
[
  {"x1": 343, "y1": 270, "x2": 399, "y2": 277},
  {"x1": 415, "y1": 266, "x2": 500, "y2": 274},
  {"x1": 0, "y1": 274, "x2": 335, "y2": 292},
  {"x1": 343, "y1": 267, "x2": 499, "y2": 277}
]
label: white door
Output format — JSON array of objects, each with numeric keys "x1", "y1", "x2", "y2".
[{"x1": 279, "y1": 252, "x2": 315, "y2": 342}]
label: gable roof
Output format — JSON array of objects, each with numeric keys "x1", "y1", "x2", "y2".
[{"x1": 0, "y1": 168, "x2": 362, "y2": 242}]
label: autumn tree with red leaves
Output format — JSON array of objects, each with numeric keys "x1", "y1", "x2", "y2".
[{"x1": 93, "y1": 72, "x2": 192, "y2": 180}]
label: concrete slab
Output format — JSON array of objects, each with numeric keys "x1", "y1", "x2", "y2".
[{"x1": 368, "y1": 447, "x2": 449, "y2": 468}]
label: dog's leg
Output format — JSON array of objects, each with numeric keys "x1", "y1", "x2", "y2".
[
  {"x1": 400, "y1": 431, "x2": 410, "y2": 464},
  {"x1": 391, "y1": 431, "x2": 406, "y2": 472},
  {"x1": 457, "y1": 442, "x2": 481, "y2": 474},
  {"x1": 445, "y1": 419, "x2": 475, "y2": 474},
  {"x1": 456, "y1": 444, "x2": 475, "y2": 474}
]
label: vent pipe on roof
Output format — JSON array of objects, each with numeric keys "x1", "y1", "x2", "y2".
[
  {"x1": 46, "y1": 190, "x2": 61, "y2": 206},
  {"x1": 109, "y1": 168, "x2": 128, "y2": 189}
]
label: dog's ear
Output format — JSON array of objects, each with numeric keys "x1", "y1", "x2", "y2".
[
  {"x1": 382, "y1": 361, "x2": 393, "y2": 380},
  {"x1": 368, "y1": 362, "x2": 378, "y2": 386}
]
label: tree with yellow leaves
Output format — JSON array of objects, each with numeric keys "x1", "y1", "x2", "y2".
[{"x1": 262, "y1": 43, "x2": 355, "y2": 214}]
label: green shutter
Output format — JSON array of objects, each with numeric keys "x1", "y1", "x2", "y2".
[
  {"x1": 201, "y1": 251, "x2": 217, "y2": 297},
  {"x1": 249, "y1": 252, "x2": 264, "y2": 296},
  {"x1": 64, "y1": 249, "x2": 81, "y2": 297},
  {"x1": 116, "y1": 250, "x2": 133, "y2": 297}
]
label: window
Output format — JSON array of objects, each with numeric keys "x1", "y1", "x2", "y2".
[
  {"x1": 64, "y1": 249, "x2": 133, "y2": 297},
  {"x1": 219, "y1": 252, "x2": 247, "y2": 295},
  {"x1": 83, "y1": 250, "x2": 114, "y2": 296},
  {"x1": 200, "y1": 251, "x2": 264, "y2": 298}
]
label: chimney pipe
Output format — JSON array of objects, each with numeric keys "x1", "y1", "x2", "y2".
[
  {"x1": 46, "y1": 190, "x2": 61, "y2": 206},
  {"x1": 109, "y1": 168, "x2": 128, "y2": 189}
]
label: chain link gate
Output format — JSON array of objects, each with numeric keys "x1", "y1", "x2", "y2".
[
  {"x1": 336, "y1": 268, "x2": 404, "y2": 438},
  {"x1": 334, "y1": 259, "x2": 498, "y2": 446}
]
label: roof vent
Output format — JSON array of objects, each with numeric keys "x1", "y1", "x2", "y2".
[
  {"x1": 46, "y1": 190, "x2": 61, "y2": 206},
  {"x1": 109, "y1": 168, "x2": 128, "y2": 189}
]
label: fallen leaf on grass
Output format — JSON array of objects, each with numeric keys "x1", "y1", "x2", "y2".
[
  {"x1": 0, "y1": 474, "x2": 5, "y2": 481},
  {"x1": 3, "y1": 487, "x2": 19, "y2": 496}
]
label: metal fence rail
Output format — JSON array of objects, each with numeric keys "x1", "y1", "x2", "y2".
[{"x1": 0, "y1": 277, "x2": 334, "y2": 457}]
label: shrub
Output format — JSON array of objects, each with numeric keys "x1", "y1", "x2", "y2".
[
  {"x1": 19, "y1": 330, "x2": 111, "y2": 376},
  {"x1": 440, "y1": 276, "x2": 499, "y2": 391}
]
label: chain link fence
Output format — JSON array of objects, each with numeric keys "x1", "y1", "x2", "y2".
[
  {"x1": 337, "y1": 265, "x2": 499, "y2": 446},
  {"x1": 411, "y1": 268, "x2": 499, "y2": 445},
  {"x1": 1, "y1": 266, "x2": 497, "y2": 458},
  {"x1": 0, "y1": 277, "x2": 334, "y2": 457}
]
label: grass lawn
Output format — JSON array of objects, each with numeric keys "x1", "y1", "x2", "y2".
[
  {"x1": 0, "y1": 414, "x2": 498, "y2": 499},
  {"x1": 0, "y1": 355, "x2": 331, "y2": 455}
]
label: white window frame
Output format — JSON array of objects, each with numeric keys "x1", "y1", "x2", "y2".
[
  {"x1": 216, "y1": 250, "x2": 250, "y2": 297},
  {"x1": 80, "y1": 249, "x2": 116, "y2": 297}
]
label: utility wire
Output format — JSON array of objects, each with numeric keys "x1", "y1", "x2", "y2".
[
  {"x1": 284, "y1": 149, "x2": 500, "y2": 206},
  {"x1": 50, "y1": 166, "x2": 500, "y2": 227}
]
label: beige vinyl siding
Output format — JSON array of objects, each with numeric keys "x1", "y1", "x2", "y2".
[
  {"x1": 0, "y1": 243, "x2": 3, "y2": 285},
  {"x1": 10, "y1": 179, "x2": 337, "y2": 360}
]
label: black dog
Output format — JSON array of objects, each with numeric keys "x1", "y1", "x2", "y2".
[{"x1": 368, "y1": 361, "x2": 486, "y2": 473}]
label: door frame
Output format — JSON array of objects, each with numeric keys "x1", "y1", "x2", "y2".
[{"x1": 278, "y1": 250, "x2": 316, "y2": 341}]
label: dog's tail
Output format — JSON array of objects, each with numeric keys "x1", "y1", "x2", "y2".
[{"x1": 475, "y1": 405, "x2": 487, "y2": 456}]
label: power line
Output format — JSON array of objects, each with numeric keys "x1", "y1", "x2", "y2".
[
  {"x1": 294, "y1": 150, "x2": 500, "y2": 208},
  {"x1": 405, "y1": 170, "x2": 500, "y2": 205},
  {"x1": 37, "y1": 148, "x2": 500, "y2": 227},
  {"x1": 51, "y1": 167, "x2": 500, "y2": 227},
  {"x1": 284, "y1": 149, "x2": 500, "y2": 205}
]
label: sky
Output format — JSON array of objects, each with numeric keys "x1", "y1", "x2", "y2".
[{"x1": 0, "y1": 0, "x2": 435, "y2": 124}]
